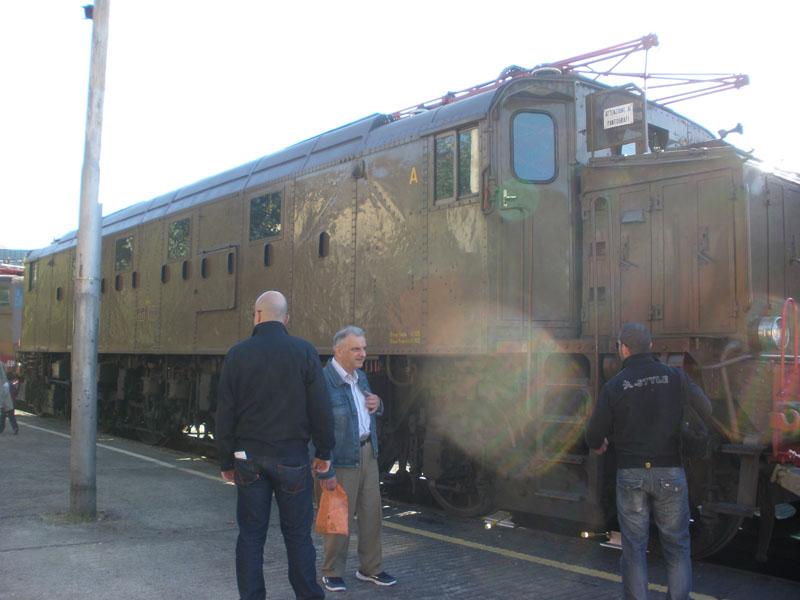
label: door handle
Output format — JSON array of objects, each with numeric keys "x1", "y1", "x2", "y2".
[
  {"x1": 698, "y1": 251, "x2": 714, "y2": 264},
  {"x1": 502, "y1": 189, "x2": 518, "y2": 207}
]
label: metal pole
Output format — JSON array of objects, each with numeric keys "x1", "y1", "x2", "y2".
[{"x1": 71, "y1": 0, "x2": 110, "y2": 518}]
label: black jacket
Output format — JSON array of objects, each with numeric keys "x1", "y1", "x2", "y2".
[
  {"x1": 585, "y1": 353, "x2": 709, "y2": 469},
  {"x1": 215, "y1": 321, "x2": 335, "y2": 471}
]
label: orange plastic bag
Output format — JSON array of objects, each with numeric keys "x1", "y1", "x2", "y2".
[{"x1": 315, "y1": 484, "x2": 349, "y2": 535}]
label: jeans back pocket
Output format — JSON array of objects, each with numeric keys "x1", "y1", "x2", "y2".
[
  {"x1": 278, "y1": 462, "x2": 308, "y2": 495},
  {"x1": 617, "y1": 474, "x2": 647, "y2": 514},
  {"x1": 233, "y1": 458, "x2": 261, "y2": 487}
]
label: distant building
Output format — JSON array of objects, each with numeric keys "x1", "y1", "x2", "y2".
[{"x1": 0, "y1": 249, "x2": 29, "y2": 266}]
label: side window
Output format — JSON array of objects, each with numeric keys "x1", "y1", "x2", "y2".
[
  {"x1": 167, "y1": 218, "x2": 191, "y2": 260},
  {"x1": 458, "y1": 129, "x2": 479, "y2": 196},
  {"x1": 27, "y1": 261, "x2": 38, "y2": 291},
  {"x1": 512, "y1": 112, "x2": 556, "y2": 182},
  {"x1": 249, "y1": 192, "x2": 282, "y2": 242},
  {"x1": 115, "y1": 236, "x2": 134, "y2": 272},
  {"x1": 435, "y1": 127, "x2": 479, "y2": 203},
  {"x1": 0, "y1": 283, "x2": 9, "y2": 307},
  {"x1": 435, "y1": 134, "x2": 455, "y2": 201}
]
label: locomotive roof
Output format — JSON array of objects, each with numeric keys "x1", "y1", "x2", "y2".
[
  {"x1": 27, "y1": 70, "x2": 734, "y2": 261},
  {"x1": 28, "y1": 87, "x2": 500, "y2": 261}
]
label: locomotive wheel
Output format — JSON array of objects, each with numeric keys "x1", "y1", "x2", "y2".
[
  {"x1": 428, "y1": 474, "x2": 495, "y2": 518},
  {"x1": 22, "y1": 378, "x2": 48, "y2": 416},
  {"x1": 689, "y1": 449, "x2": 746, "y2": 558},
  {"x1": 133, "y1": 417, "x2": 171, "y2": 446},
  {"x1": 427, "y1": 442, "x2": 495, "y2": 518},
  {"x1": 97, "y1": 404, "x2": 117, "y2": 434},
  {"x1": 136, "y1": 428, "x2": 168, "y2": 446}
]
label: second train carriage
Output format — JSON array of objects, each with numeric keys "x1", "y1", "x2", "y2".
[
  {"x1": 0, "y1": 264, "x2": 24, "y2": 370},
  {"x1": 19, "y1": 41, "x2": 800, "y2": 558}
]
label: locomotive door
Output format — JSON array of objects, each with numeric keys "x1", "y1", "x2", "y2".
[
  {"x1": 620, "y1": 170, "x2": 737, "y2": 335},
  {"x1": 492, "y1": 98, "x2": 573, "y2": 330},
  {"x1": 583, "y1": 168, "x2": 737, "y2": 336},
  {"x1": 492, "y1": 97, "x2": 590, "y2": 504},
  {"x1": 194, "y1": 197, "x2": 242, "y2": 352}
]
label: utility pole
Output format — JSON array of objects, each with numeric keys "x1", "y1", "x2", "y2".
[{"x1": 71, "y1": 0, "x2": 110, "y2": 518}]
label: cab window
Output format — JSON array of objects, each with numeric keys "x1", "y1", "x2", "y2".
[
  {"x1": 435, "y1": 127, "x2": 479, "y2": 203},
  {"x1": 512, "y1": 112, "x2": 555, "y2": 182}
]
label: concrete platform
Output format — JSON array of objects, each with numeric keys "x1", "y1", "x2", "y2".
[{"x1": 1, "y1": 413, "x2": 799, "y2": 599}]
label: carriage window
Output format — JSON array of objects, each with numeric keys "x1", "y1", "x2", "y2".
[
  {"x1": 512, "y1": 112, "x2": 555, "y2": 182},
  {"x1": 435, "y1": 134, "x2": 454, "y2": 201},
  {"x1": 115, "y1": 236, "x2": 134, "y2": 272},
  {"x1": 435, "y1": 127, "x2": 479, "y2": 202},
  {"x1": 249, "y1": 192, "x2": 282, "y2": 241},
  {"x1": 0, "y1": 286, "x2": 9, "y2": 306},
  {"x1": 27, "y1": 261, "x2": 38, "y2": 291},
  {"x1": 458, "y1": 129, "x2": 479, "y2": 196},
  {"x1": 167, "y1": 218, "x2": 191, "y2": 260},
  {"x1": 318, "y1": 231, "x2": 330, "y2": 258}
]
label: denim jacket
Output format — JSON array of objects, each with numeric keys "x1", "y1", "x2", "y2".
[{"x1": 317, "y1": 360, "x2": 382, "y2": 481}]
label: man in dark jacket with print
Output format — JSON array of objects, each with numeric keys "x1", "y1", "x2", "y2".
[
  {"x1": 216, "y1": 290, "x2": 335, "y2": 600},
  {"x1": 585, "y1": 322, "x2": 710, "y2": 600}
]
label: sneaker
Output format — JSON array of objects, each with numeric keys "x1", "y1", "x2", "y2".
[
  {"x1": 355, "y1": 570, "x2": 397, "y2": 586},
  {"x1": 322, "y1": 576, "x2": 346, "y2": 592}
]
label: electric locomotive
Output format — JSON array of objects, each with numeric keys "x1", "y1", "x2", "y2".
[{"x1": 19, "y1": 36, "x2": 800, "y2": 558}]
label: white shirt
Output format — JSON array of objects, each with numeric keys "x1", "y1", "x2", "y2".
[{"x1": 331, "y1": 357, "x2": 371, "y2": 438}]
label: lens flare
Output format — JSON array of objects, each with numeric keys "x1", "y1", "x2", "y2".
[{"x1": 419, "y1": 324, "x2": 591, "y2": 482}]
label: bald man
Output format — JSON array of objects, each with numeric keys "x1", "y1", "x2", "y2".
[{"x1": 216, "y1": 291, "x2": 335, "y2": 600}]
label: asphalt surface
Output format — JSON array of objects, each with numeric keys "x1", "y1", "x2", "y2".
[{"x1": 2, "y1": 412, "x2": 800, "y2": 599}]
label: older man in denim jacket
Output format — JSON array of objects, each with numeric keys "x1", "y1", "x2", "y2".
[{"x1": 316, "y1": 326, "x2": 397, "y2": 592}]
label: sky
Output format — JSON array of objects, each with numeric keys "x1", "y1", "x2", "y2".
[{"x1": 2, "y1": 0, "x2": 798, "y2": 251}]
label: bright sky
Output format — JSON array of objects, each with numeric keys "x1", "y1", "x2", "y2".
[{"x1": 2, "y1": 0, "x2": 798, "y2": 251}]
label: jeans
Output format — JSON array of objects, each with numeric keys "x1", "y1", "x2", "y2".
[
  {"x1": 616, "y1": 467, "x2": 691, "y2": 600},
  {"x1": 0, "y1": 409, "x2": 18, "y2": 433},
  {"x1": 234, "y1": 455, "x2": 324, "y2": 600}
]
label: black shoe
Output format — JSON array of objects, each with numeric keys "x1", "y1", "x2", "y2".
[
  {"x1": 322, "y1": 576, "x2": 346, "y2": 592},
  {"x1": 13, "y1": 429, "x2": 18, "y2": 435},
  {"x1": 356, "y1": 570, "x2": 397, "y2": 586}
]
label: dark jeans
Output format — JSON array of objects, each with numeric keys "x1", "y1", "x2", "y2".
[
  {"x1": 616, "y1": 467, "x2": 691, "y2": 600},
  {"x1": 0, "y1": 409, "x2": 18, "y2": 433},
  {"x1": 234, "y1": 454, "x2": 324, "y2": 600}
]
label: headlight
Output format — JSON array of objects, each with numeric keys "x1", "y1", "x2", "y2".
[{"x1": 757, "y1": 316, "x2": 787, "y2": 351}]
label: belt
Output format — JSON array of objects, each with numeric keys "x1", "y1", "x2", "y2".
[
  {"x1": 359, "y1": 436, "x2": 370, "y2": 447},
  {"x1": 617, "y1": 455, "x2": 681, "y2": 469}
]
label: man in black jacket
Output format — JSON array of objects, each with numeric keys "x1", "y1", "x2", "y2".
[
  {"x1": 585, "y1": 322, "x2": 710, "y2": 600},
  {"x1": 216, "y1": 290, "x2": 335, "y2": 600}
]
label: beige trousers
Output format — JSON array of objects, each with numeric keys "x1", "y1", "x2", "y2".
[{"x1": 318, "y1": 442, "x2": 383, "y2": 577}]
